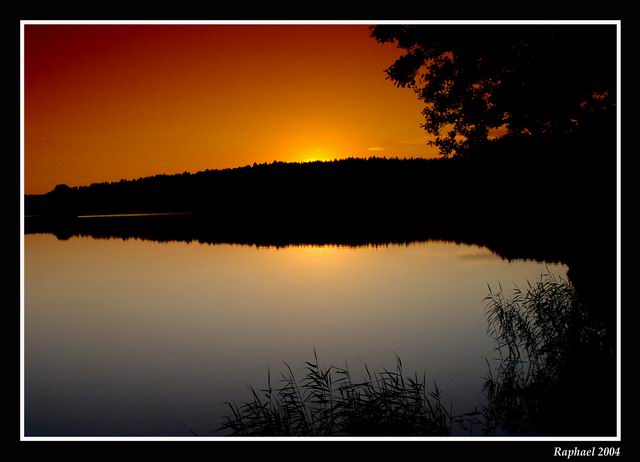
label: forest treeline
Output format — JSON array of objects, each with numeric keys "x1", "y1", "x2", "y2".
[
  {"x1": 26, "y1": 133, "x2": 614, "y2": 226},
  {"x1": 25, "y1": 132, "x2": 617, "y2": 331}
]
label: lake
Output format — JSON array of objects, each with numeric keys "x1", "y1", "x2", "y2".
[{"x1": 25, "y1": 232, "x2": 568, "y2": 436}]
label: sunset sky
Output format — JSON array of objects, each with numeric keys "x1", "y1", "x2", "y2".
[{"x1": 25, "y1": 25, "x2": 436, "y2": 194}]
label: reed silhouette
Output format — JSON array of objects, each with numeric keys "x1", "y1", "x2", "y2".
[
  {"x1": 219, "y1": 351, "x2": 451, "y2": 436},
  {"x1": 482, "y1": 273, "x2": 615, "y2": 436},
  {"x1": 219, "y1": 274, "x2": 615, "y2": 436}
]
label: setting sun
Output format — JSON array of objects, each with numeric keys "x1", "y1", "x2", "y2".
[
  {"x1": 299, "y1": 147, "x2": 334, "y2": 163},
  {"x1": 24, "y1": 25, "x2": 437, "y2": 194}
]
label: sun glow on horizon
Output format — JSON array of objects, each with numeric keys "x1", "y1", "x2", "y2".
[
  {"x1": 298, "y1": 147, "x2": 334, "y2": 164},
  {"x1": 24, "y1": 25, "x2": 438, "y2": 194}
]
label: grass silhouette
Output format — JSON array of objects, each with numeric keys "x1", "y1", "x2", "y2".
[
  {"x1": 219, "y1": 350, "x2": 451, "y2": 436},
  {"x1": 219, "y1": 274, "x2": 614, "y2": 436},
  {"x1": 482, "y1": 272, "x2": 614, "y2": 435}
]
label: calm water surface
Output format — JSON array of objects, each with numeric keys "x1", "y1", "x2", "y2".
[{"x1": 25, "y1": 234, "x2": 567, "y2": 436}]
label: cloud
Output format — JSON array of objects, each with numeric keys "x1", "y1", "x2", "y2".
[{"x1": 365, "y1": 146, "x2": 385, "y2": 151}]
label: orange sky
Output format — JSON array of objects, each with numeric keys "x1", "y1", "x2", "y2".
[{"x1": 25, "y1": 25, "x2": 436, "y2": 194}]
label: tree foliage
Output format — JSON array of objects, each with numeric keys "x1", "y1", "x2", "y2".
[{"x1": 371, "y1": 25, "x2": 616, "y2": 156}]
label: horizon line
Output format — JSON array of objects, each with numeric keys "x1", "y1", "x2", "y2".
[{"x1": 25, "y1": 155, "x2": 444, "y2": 195}]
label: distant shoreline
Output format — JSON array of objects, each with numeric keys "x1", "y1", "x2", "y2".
[{"x1": 76, "y1": 212, "x2": 193, "y2": 219}]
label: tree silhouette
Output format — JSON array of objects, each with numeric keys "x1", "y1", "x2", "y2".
[{"x1": 370, "y1": 25, "x2": 616, "y2": 156}]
